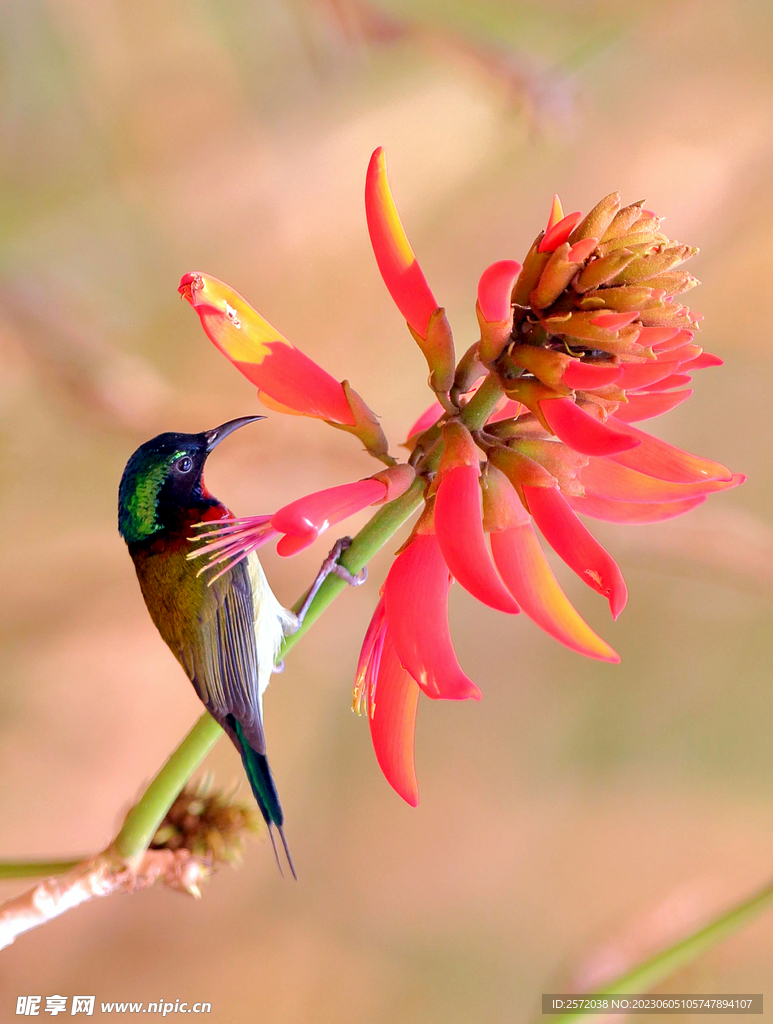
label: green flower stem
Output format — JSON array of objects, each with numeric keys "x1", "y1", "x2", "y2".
[
  {"x1": 0, "y1": 860, "x2": 83, "y2": 880},
  {"x1": 112, "y1": 714, "x2": 224, "y2": 861},
  {"x1": 461, "y1": 372, "x2": 505, "y2": 431},
  {"x1": 548, "y1": 877, "x2": 773, "y2": 1024},
  {"x1": 111, "y1": 474, "x2": 426, "y2": 863}
]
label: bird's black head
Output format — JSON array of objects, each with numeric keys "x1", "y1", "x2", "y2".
[{"x1": 118, "y1": 416, "x2": 263, "y2": 545}]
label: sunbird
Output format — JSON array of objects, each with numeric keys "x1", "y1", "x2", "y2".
[{"x1": 118, "y1": 417, "x2": 364, "y2": 877}]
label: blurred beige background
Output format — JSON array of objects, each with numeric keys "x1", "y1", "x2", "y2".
[{"x1": 1, "y1": 0, "x2": 772, "y2": 1020}]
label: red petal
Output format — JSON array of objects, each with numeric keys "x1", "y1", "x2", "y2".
[
  {"x1": 652, "y1": 329, "x2": 694, "y2": 352},
  {"x1": 355, "y1": 599, "x2": 387, "y2": 696},
  {"x1": 590, "y1": 311, "x2": 640, "y2": 330},
  {"x1": 612, "y1": 389, "x2": 693, "y2": 422},
  {"x1": 180, "y1": 273, "x2": 354, "y2": 425},
  {"x1": 608, "y1": 419, "x2": 734, "y2": 483},
  {"x1": 615, "y1": 360, "x2": 680, "y2": 390},
  {"x1": 540, "y1": 398, "x2": 641, "y2": 456},
  {"x1": 435, "y1": 467, "x2": 520, "y2": 613},
  {"x1": 567, "y1": 237, "x2": 598, "y2": 263},
  {"x1": 582, "y1": 458, "x2": 744, "y2": 502},
  {"x1": 384, "y1": 534, "x2": 482, "y2": 701},
  {"x1": 679, "y1": 352, "x2": 724, "y2": 371},
  {"x1": 633, "y1": 373, "x2": 692, "y2": 393},
  {"x1": 365, "y1": 148, "x2": 438, "y2": 338},
  {"x1": 546, "y1": 194, "x2": 564, "y2": 232},
  {"x1": 567, "y1": 493, "x2": 707, "y2": 523},
  {"x1": 272, "y1": 479, "x2": 387, "y2": 554},
  {"x1": 369, "y1": 631, "x2": 420, "y2": 806},
  {"x1": 637, "y1": 327, "x2": 681, "y2": 346},
  {"x1": 524, "y1": 485, "x2": 627, "y2": 618},
  {"x1": 407, "y1": 401, "x2": 444, "y2": 438},
  {"x1": 354, "y1": 597, "x2": 387, "y2": 716},
  {"x1": 477, "y1": 260, "x2": 521, "y2": 322},
  {"x1": 490, "y1": 525, "x2": 619, "y2": 662},
  {"x1": 561, "y1": 361, "x2": 623, "y2": 390},
  {"x1": 539, "y1": 212, "x2": 583, "y2": 252}
]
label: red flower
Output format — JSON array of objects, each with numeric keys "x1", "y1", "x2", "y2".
[
  {"x1": 179, "y1": 271, "x2": 391, "y2": 461},
  {"x1": 191, "y1": 156, "x2": 745, "y2": 808},
  {"x1": 179, "y1": 272, "x2": 354, "y2": 424}
]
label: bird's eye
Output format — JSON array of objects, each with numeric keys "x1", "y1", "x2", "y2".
[{"x1": 177, "y1": 456, "x2": 193, "y2": 473}]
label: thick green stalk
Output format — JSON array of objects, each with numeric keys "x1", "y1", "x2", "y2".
[
  {"x1": 548, "y1": 878, "x2": 773, "y2": 1024},
  {"x1": 461, "y1": 372, "x2": 505, "y2": 431},
  {"x1": 112, "y1": 475, "x2": 426, "y2": 862}
]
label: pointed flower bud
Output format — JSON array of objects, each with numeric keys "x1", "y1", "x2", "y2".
[
  {"x1": 366, "y1": 148, "x2": 455, "y2": 395},
  {"x1": 477, "y1": 260, "x2": 521, "y2": 365},
  {"x1": 568, "y1": 192, "x2": 621, "y2": 245},
  {"x1": 539, "y1": 195, "x2": 583, "y2": 252}
]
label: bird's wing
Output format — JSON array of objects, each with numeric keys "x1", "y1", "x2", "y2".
[{"x1": 179, "y1": 558, "x2": 269, "y2": 753}]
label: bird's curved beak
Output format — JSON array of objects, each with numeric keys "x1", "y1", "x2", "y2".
[{"x1": 203, "y1": 416, "x2": 265, "y2": 452}]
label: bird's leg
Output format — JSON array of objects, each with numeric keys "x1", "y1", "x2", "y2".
[{"x1": 290, "y1": 537, "x2": 367, "y2": 633}]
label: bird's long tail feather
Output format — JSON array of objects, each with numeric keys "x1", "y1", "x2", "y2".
[{"x1": 228, "y1": 716, "x2": 296, "y2": 880}]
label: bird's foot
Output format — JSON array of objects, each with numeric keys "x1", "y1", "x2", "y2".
[
  {"x1": 326, "y1": 537, "x2": 367, "y2": 587},
  {"x1": 293, "y1": 537, "x2": 368, "y2": 629},
  {"x1": 274, "y1": 659, "x2": 285, "y2": 674}
]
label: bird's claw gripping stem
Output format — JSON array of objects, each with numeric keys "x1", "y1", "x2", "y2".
[
  {"x1": 292, "y1": 537, "x2": 367, "y2": 631},
  {"x1": 326, "y1": 537, "x2": 368, "y2": 587}
]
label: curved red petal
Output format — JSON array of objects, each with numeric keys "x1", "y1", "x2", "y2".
[
  {"x1": 566, "y1": 493, "x2": 707, "y2": 523},
  {"x1": 539, "y1": 212, "x2": 583, "y2": 252},
  {"x1": 679, "y1": 352, "x2": 724, "y2": 371},
  {"x1": 633, "y1": 373, "x2": 692, "y2": 393},
  {"x1": 276, "y1": 532, "x2": 315, "y2": 557},
  {"x1": 608, "y1": 419, "x2": 734, "y2": 483},
  {"x1": 637, "y1": 327, "x2": 681, "y2": 346},
  {"x1": 355, "y1": 598, "x2": 386, "y2": 694},
  {"x1": 407, "y1": 400, "x2": 444, "y2": 439},
  {"x1": 369, "y1": 631, "x2": 420, "y2": 806},
  {"x1": 524, "y1": 485, "x2": 627, "y2": 618},
  {"x1": 384, "y1": 534, "x2": 482, "y2": 701},
  {"x1": 582, "y1": 458, "x2": 745, "y2": 502},
  {"x1": 615, "y1": 360, "x2": 680, "y2": 390},
  {"x1": 477, "y1": 260, "x2": 521, "y2": 322},
  {"x1": 490, "y1": 524, "x2": 619, "y2": 662},
  {"x1": 561, "y1": 361, "x2": 623, "y2": 390},
  {"x1": 590, "y1": 311, "x2": 640, "y2": 330},
  {"x1": 180, "y1": 273, "x2": 354, "y2": 425},
  {"x1": 540, "y1": 398, "x2": 640, "y2": 456},
  {"x1": 652, "y1": 329, "x2": 694, "y2": 352},
  {"x1": 435, "y1": 467, "x2": 520, "y2": 613},
  {"x1": 567, "y1": 237, "x2": 598, "y2": 263},
  {"x1": 272, "y1": 480, "x2": 386, "y2": 538},
  {"x1": 365, "y1": 148, "x2": 438, "y2": 338},
  {"x1": 612, "y1": 390, "x2": 693, "y2": 422}
]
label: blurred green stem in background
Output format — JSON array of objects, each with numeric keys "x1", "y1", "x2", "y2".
[{"x1": 544, "y1": 878, "x2": 773, "y2": 1023}]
